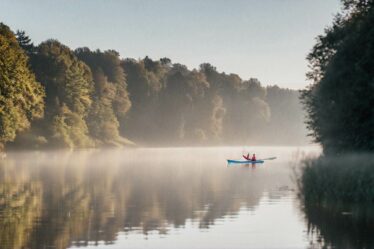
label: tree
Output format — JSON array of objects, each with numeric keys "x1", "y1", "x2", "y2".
[
  {"x1": 301, "y1": 0, "x2": 374, "y2": 154},
  {"x1": 0, "y1": 21, "x2": 308, "y2": 149},
  {"x1": 31, "y1": 40, "x2": 94, "y2": 148},
  {"x1": 266, "y1": 86, "x2": 307, "y2": 145},
  {"x1": 120, "y1": 57, "x2": 169, "y2": 143},
  {"x1": 159, "y1": 64, "x2": 211, "y2": 143},
  {"x1": 75, "y1": 48, "x2": 131, "y2": 144},
  {"x1": 15, "y1": 30, "x2": 34, "y2": 54},
  {"x1": 0, "y1": 23, "x2": 44, "y2": 150}
]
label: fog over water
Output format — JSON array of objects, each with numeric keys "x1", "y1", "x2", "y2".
[
  {"x1": 0, "y1": 1, "x2": 373, "y2": 248},
  {"x1": 0, "y1": 146, "x2": 326, "y2": 249}
]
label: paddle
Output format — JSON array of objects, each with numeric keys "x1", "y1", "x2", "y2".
[{"x1": 259, "y1": 157, "x2": 277, "y2": 161}]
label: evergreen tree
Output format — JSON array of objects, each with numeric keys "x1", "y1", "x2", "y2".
[
  {"x1": 15, "y1": 30, "x2": 34, "y2": 54},
  {"x1": 0, "y1": 23, "x2": 44, "y2": 150}
]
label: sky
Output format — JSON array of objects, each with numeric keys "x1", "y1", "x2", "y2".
[{"x1": 0, "y1": 0, "x2": 341, "y2": 89}]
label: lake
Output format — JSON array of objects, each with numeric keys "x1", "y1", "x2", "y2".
[{"x1": 1, "y1": 146, "x2": 369, "y2": 249}]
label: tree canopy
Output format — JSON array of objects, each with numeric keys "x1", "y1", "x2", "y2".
[
  {"x1": 75, "y1": 48, "x2": 131, "y2": 145},
  {"x1": 30, "y1": 40, "x2": 94, "y2": 148},
  {"x1": 0, "y1": 23, "x2": 44, "y2": 150},
  {"x1": 0, "y1": 23, "x2": 307, "y2": 150},
  {"x1": 301, "y1": 0, "x2": 374, "y2": 154}
]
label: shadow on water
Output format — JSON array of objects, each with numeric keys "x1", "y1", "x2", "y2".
[
  {"x1": 0, "y1": 147, "x2": 294, "y2": 249},
  {"x1": 304, "y1": 202, "x2": 374, "y2": 249}
]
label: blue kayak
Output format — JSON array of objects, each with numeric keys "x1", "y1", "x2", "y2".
[{"x1": 227, "y1": 159, "x2": 264, "y2": 164}]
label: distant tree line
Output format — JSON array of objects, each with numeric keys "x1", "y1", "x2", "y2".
[
  {"x1": 301, "y1": 0, "x2": 374, "y2": 154},
  {"x1": 0, "y1": 22, "x2": 307, "y2": 150}
]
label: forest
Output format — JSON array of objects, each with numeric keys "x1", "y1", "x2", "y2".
[{"x1": 0, "y1": 22, "x2": 307, "y2": 151}]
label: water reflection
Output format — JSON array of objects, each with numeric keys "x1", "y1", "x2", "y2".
[
  {"x1": 0, "y1": 148, "x2": 298, "y2": 249},
  {"x1": 304, "y1": 202, "x2": 374, "y2": 249}
]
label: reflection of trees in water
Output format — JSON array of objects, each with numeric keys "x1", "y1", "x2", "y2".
[
  {"x1": 82, "y1": 159, "x2": 266, "y2": 238},
  {"x1": 0, "y1": 150, "x2": 286, "y2": 248},
  {"x1": 304, "y1": 202, "x2": 374, "y2": 249},
  {"x1": 0, "y1": 159, "x2": 42, "y2": 249}
]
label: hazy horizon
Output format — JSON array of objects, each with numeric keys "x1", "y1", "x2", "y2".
[
  {"x1": 0, "y1": 0, "x2": 340, "y2": 89},
  {"x1": 0, "y1": 0, "x2": 372, "y2": 247}
]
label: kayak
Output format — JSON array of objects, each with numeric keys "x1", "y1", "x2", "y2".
[{"x1": 227, "y1": 159, "x2": 264, "y2": 164}]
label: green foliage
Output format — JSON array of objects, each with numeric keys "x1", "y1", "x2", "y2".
[
  {"x1": 122, "y1": 57, "x2": 306, "y2": 146},
  {"x1": 75, "y1": 48, "x2": 131, "y2": 117},
  {"x1": 15, "y1": 30, "x2": 34, "y2": 55},
  {"x1": 301, "y1": 0, "x2": 374, "y2": 154},
  {"x1": 30, "y1": 40, "x2": 94, "y2": 148},
  {"x1": 200, "y1": 64, "x2": 272, "y2": 144},
  {"x1": 265, "y1": 86, "x2": 306, "y2": 144},
  {"x1": 87, "y1": 100, "x2": 120, "y2": 143},
  {"x1": 0, "y1": 22, "x2": 307, "y2": 149},
  {"x1": 50, "y1": 105, "x2": 93, "y2": 148},
  {"x1": 300, "y1": 154, "x2": 374, "y2": 203},
  {"x1": 120, "y1": 57, "x2": 166, "y2": 142},
  {"x1": 0, "y1": 23, "x2": 44, "y2": 150},
  {"x1": 75, "y1": 48, "x2": 131, "y2": 144},
  {"x1": 161, "y1": 64, "x2": 211, "y2": 142},
  {"x1": 33, "y1": 40, "x2": 93, "y2": 116}
]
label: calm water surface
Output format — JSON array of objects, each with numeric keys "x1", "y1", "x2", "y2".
[{"x1": 1, "y1": 146, "x2": 366, "y2": 249}]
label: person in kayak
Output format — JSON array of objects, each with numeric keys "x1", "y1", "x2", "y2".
[
  {"x1": 251, "y1": 154, "x2": 256, "y2": 161},
  {"x1": 243, "y1": 153, "x2": 251, "y2": 160}
]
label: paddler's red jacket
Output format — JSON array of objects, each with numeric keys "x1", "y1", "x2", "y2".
[{"x1": 251, "y1": 154, "x2": 256, "y2": 161}]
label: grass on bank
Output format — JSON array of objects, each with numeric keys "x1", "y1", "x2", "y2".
[{"x1": 300, "y1": 153, "x2": 374, "y2": 203}]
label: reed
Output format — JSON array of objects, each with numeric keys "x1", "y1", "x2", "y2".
[{"x1": 300, "y1": 154, "x2": 374, "y2": 203}]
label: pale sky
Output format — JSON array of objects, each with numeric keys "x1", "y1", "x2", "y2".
[{"x1": 0, "y1": 0, "x2": 341, "y2": 89}]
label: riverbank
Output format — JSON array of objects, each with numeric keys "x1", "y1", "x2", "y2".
[{"x1": 300, "y1": 154, "x2": 374, "y2": 203}]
